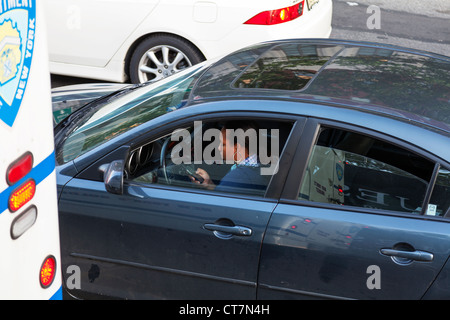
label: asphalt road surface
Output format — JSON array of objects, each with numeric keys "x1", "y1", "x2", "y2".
[
  {"x1": 51, "y1": 0, "x2": 450, "y2": 88},
  {"x1": 331, "y1": 0, "x2": 449, "y2": 56}
]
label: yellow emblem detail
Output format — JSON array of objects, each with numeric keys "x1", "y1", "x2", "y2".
[{"x1": 0, "y1": 20, "x2": 22, "y2": 84}]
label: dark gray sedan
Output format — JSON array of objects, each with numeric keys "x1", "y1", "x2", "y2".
[{"x1": 55, "y1": 39, "x2": 450, "y2": 300}]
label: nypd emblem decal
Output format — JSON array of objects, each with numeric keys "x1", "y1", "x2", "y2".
[{"x1": 0, "y1": 0, "x2": 36, "y2": 127}]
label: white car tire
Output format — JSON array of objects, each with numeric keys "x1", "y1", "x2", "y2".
[{"x1": 129, "y1": 35, "x2": 205, "y2": 84}]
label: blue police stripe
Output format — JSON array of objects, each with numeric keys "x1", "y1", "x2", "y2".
[
  {"x1": 0, "y1": 151, "x2": 56, "y2": 214},
  {"x1": 50, "y1": 286, "x2": 63, "y2": 300}
]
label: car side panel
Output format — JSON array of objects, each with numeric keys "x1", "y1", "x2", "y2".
[
  {"x1": 258, "y1": 117, "x2": 450, "y2": 300},
  {"x1": 42, "y1": 0, "x2": 160, "y2": 67},
  {"x1": 58, "y1": 177, "x2": 277, "y2": 299},
  {"x1": 258, "y1": 205, "x2": 450, "y2": 299}
]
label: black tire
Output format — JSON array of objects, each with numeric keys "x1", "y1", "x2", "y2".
[{"x1": 129, "y1": 34, "x2": 205, "y2": 84}]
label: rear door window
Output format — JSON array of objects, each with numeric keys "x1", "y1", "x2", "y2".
[{"x1": 298, "y1": 127, "x2": 446, "y2": 216}]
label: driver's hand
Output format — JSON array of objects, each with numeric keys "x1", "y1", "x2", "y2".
[{"x1": 191, "y1": 168, "x2": 215, "y2": 190}]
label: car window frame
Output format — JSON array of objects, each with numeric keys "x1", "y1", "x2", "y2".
[
  {"x1": 120, "y1": 111, "x2": 307, "y2": 201},
  {"x1": 280, "y1": 118, "x2": 450, "y2": 221}
]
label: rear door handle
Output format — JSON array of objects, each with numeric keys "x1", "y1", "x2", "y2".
[
  {"x1": 204, "y1": 224, "x2": 252, "y2": 237},
  {"x1": 380, "y1": 249, "x2": 434, "y2": 262}
]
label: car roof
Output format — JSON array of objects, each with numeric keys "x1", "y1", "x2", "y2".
[{"x1": 190, "y1": 39, "x2": 450, "y2": 134}]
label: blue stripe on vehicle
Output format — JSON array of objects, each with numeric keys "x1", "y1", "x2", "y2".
[
  {"x1": 0, "y1": 151, "x2": 56, "y2": 215},
  {"x1": 50, "y1": 286, "x2": 63, "y2": 300}
]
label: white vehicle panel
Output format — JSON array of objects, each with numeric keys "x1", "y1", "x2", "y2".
[
  {"x1": 43, "y1": 0, "x2": 332, "y2": 82},
  {"x1": 0, "y1": 1, "x2": 62, "y2": 300},
  {"x1": 43, "y1": 0, "x2": 160, "y2": 67}
]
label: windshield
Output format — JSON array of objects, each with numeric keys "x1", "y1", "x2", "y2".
[{"x1": 56, "y1": 66, "x2": 205, "y2": 164}]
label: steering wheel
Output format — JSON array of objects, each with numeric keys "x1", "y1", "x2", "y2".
[
  {"x1": 160, "y1": 137, "x2": 172, "y2": 184},
  {"x1": 160, "y1": 136, "x2": 198, "y2": 185},
  {"x1": 160, "y1": 123, "x2": 206, "y2": 185}
]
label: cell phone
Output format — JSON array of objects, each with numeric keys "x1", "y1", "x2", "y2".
[
  {"x1": 185, "y1": 167, "x2": 204, "y2": 183},
  {"x1": 190, "y1": 173, "x2": 204, "y2": 183}
]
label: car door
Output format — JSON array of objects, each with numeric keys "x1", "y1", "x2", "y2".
[
  {"x1": 58, "y1": 114, "x2": 300, "y2": 299},
  {"x1": 258, "y1": 119, "x2": 450, "y2": 300},
  {"x1": 42, "y1": 0, "x2": 160, "y2": 67}
]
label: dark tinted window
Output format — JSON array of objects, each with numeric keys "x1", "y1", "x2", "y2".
[
  {"x1": 191, "y1": 44, "x2": 269, "y2": 98},
  {"x1": 429, "y1": 168, "x2": 450, "y2": 217},
  {"x1": 299, "y1": 127, "x2": 437, "y2": 215},
  {"x1": 233, "y1": 44, "x2": 342, "y2": 90}
]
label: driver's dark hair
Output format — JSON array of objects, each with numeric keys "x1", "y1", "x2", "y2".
[{"x1": 220, "y1": 120, "x2": 259, "y2": 152}]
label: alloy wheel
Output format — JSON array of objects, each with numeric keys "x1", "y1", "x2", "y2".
[{"x1": 137, "y1": 45, "x2": 192, "y2": 83}]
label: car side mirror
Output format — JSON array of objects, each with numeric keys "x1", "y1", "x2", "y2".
[{"x1": 99, "y1": 160, "x2": 124, "y2": 195}]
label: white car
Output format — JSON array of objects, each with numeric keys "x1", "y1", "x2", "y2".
[{"x1": 42, "y1": 0, "x2": 332, "y2": 83}]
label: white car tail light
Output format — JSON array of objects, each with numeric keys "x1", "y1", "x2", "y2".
[{"x1": 244, "y1": 1, "x2": 304, "y2": 25}]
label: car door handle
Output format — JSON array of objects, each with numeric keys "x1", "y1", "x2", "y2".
[
  {"x1": 204, "y1": 224, "x2": 252, "y2": 237},
  {"x1": 380, "y1": 248, "x2": 434, "y2": 262}
]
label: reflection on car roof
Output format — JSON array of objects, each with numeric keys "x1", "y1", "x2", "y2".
[{"x1": 192, "y1": 39, "x2": 450, "y2": 133}]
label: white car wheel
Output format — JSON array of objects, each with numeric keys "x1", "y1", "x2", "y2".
[{"x1": 130, "y1": 35, "x2": 204, "y2": 84}]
